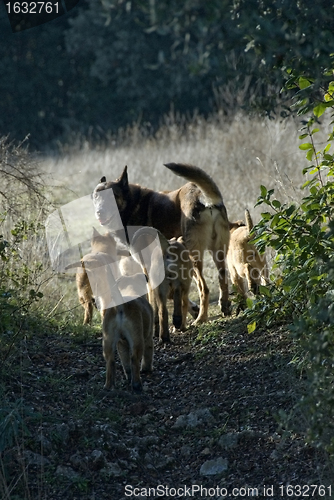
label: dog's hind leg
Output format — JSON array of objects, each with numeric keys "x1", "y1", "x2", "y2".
[
  {"x1": 212, "y1": 250, "x2": 231, "y2": 316},
  {"x1": 102, "y1": 335, "x2": 116, "y2": 390},
  {"x1": 77, "y1": 272, "x2": 94, "y2": 324},
  {"x1": 82, "y1": 299, "x2": 94, "y2": 325},
  {"x1": 210, "y1": 221, "x2": 231, "y2": 316},
  {"x1": 188, "y1": 299, "x2": 199, "y2": 319},
  {"x1": 172, "y1": 286, "x2": 183, "y2": 330},
  {"x1": 141, "y1": 304, "x2": 154, "y2": 372},
  {"x1": 228, "y1": 263, "x2": 246, "y2": 296},
  {"x1": 142, "y1": 340, "x2": 153, "y2": 373},
  {"x1": 180, "y1": 289, "x2": 189, "y2": 331},
  {"x1": 130, "y1": 337, "x2": 144, "y2": 392},
  {"x1": 156, "y1": 286, "x2": 170, "y2": 343},
  {"x1": 142, "y1": 335, "x2": 154, "y2": 373},
  {"x1": 192, "y1": 258, "x2": 209, "y2": 324}
]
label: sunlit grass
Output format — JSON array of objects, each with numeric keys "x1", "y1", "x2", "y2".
[{"x1": 42, "y1": 111, "x2": 313, "y2": 221}]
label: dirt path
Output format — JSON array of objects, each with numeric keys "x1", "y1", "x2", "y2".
[{"x1": 3, "y1": 312, "x2": 330, "y2": 499}]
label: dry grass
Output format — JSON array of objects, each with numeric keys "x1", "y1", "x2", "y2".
[{"x1": 42, "y1": 111, "x2": 318, "y2": 221}]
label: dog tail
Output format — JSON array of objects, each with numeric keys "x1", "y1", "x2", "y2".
[
  {"x1": 245, "y1": 209, "x2": 254, "y2": 233},
  {"x1": 64, "y1": 260, "x2": 84, "y2": 271},
  {"x1": 116, "y1": 304, "x2": 124, "y2": 321},
  {"x1": 164, "y1": 163, "x2": 223, "y2": 206}
]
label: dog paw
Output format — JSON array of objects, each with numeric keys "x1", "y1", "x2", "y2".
[
  {"x1": 140, "y1": 366, "x2": 153, "y2": 374},
  {"x1": 132, "y1": 382, "x2": 143, "y2": 393},
  {"x1": 220, "y1": 300, "x2": 231, "y2": 316},
  {"x1": 172, "y1": 314, "x2": 182, "y2": 329},
  {"x1": 192, "y1": 315, "x2": 208, "y2": 325},
  {"x1": 158, "y1": 336, "x2": 171, "y2": 344}
]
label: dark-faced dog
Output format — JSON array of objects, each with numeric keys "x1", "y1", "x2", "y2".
[
  {"x1": 92, "y1": 163, "x2": 231, "y2": 324},
  {"x1": 130, "y1": 227, "x2": 195, "y2": 343}
]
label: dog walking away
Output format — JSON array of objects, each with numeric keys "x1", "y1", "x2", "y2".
[
  {"x1": 93, "y1": 163, "x2": 231, "y2": 323},
  {"x1": 87, "y1": 251, "x2": 153, "y2": 392},
  {"x1": 102, "y1": 296, "x2": 153, "y2": 392},
  {"x1": 130, "y1": 227, "x2": 195, "y2": 343},
  {"x1": 67, "y1": 237, "x2": 154, "y2": 392},
  {"x1": 227, "y1": 209, "x2": 269, "y2": 299}
]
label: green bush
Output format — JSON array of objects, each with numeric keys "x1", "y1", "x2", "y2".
[
  {"x1": 0, "y1": 214, "x2": 45, "y2": 361},
  {"x1": 246, "y1": 76, "x2": 334, "y2": 453}
]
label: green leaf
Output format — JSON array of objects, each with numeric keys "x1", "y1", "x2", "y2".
[
  {"x1": 298, "y1": 76, "x2": 311, "y2": 89},
  {"x1": 261, "y1": 212, "x2": 272, "y2": 221},
  {"x1": 314, "y1": 102, "x2": 327, "y2": 117},
  {"x1": 247, "y1": 321, "x2": 256, "y2": 334},
  {"x1": 299, "y1": 142, "x2": 313, "y2": 150},
  {"x1": 246, "y1": 297, "x2": 254, "y2": 309},
  {"x1": 285, "y1": 205, "x2": 296, "y2": 216},
  {"x1": 306, "y1": 149, "x2": 314, "y2": 161},
  {"x1": 259, "y1": 285, "x2": 271, "y2": 297},
  {"x1": 270, "y1": 213, "x2": 281, "y2": 228},
  {"x1": 260, "y1": 185, "x2": 267, "y2": 197}
]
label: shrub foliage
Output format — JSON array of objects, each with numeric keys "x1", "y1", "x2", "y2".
[{"x1": 247, "y1": 75, "x2": 334, "y2": 453}]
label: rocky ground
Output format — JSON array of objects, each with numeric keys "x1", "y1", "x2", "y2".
[{"x1": 1, "y1": 307, "x2": 332, "y2": 500}]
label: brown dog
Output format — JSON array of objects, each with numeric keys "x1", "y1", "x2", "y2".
[
  {"x1": 65, "y1": 228, "x2": 138, "y2": 324},
  {"x1": 130, "y1": 228, "x2": 194, "y2": 342},
  {"x1": 66, "y1": 233, "x2": 153, "y2": 391},
  {"x1": 227, "y1": 209, "x2": 269, "y2": 299},
  {"x1": 92, "y1": 163, "x2": 231, "y2": 324},
  {"x1": 65, "y1": 229, "x2": 119, "y2": 324},
  {"x1": 102, "y1": 296, "x2": 153, "y2": 392}
]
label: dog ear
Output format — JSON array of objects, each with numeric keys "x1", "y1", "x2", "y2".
[
  {"x1": 100, "y1": 176, "x2": 106, "y2": 183},
  {"x1": 118, "y1": 166, "x2": 128, "y2": 188},
  {"x1": 91, "y1": 227, "x2": 101, "y2": 243}
]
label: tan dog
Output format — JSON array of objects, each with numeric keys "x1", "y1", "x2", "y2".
[
  {"x1": 66, "y1": 232, "x2": 153, "y2": 391},
  {"x1": 65, "y1": 228, "x2": 135, "y2": 324},
  {"x1": 102, "y1": 296, "x2": 153, "y2": 392},
  {"x1": 227, "y1": 209, "x2": 269, "y2": 299},
  {"x1": 92, "y1": 163, "x2": 231, "y2": 324},
  {"x1": 130, "y1": 228, "x2": 195, "y2": 343},
  {"x1": 84, "y1": 253, "x2": 153, "y2": 392},
  {"x1": 65, "y1": 229, "x2": 118, "y2": 324}
]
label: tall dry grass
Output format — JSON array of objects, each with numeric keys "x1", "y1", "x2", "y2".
[{"x1": 42, "y1": 111, "x2": 319, "y2": 222}]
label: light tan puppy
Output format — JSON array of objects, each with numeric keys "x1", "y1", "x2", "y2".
[
  {"x1": 65, "y1": 228, "x2": 130, "y2": 324},
  {"x1": 102, "y1": 295, "x2": 153, "y2": 392},
  {"x1": 88, "y1": 255, "x2": 153, "y2": 392},
  {"x1": 227, "y1": 209, "x2": 269, "y2": 298}
]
